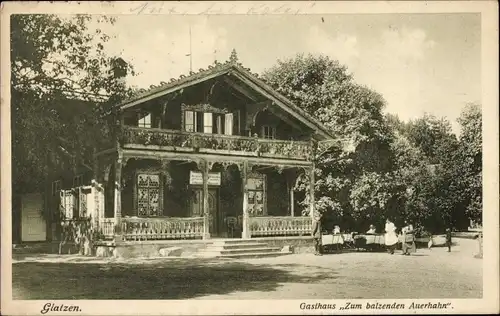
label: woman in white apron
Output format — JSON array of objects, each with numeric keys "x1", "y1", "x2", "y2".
[{"x1": 384, "y1": 219, "x2": 398, "y2": 254}]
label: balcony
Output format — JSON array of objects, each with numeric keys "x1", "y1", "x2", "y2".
[{"x1": 119, "y1": 126, "x2": 313, "y2": 160}]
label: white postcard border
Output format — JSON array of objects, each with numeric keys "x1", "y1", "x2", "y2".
[{"x1": 1, "y1": 1, "x2": 498, "y2": 315}]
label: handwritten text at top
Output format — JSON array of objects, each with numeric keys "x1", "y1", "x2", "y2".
[{"x1": 129, "y1": 2, "x2": 316, "y2": 15}]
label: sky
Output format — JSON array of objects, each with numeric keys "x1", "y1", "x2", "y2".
[{"x1": 98, "y1": 13, "x2": 481, "y2": 134}]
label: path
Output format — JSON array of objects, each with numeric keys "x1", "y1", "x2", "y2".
[{"x1": 12, "y1": 238, "x2": 482, "y2": 300}]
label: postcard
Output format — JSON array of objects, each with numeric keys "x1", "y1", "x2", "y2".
[{"x1": 1, "y1": 1, "x2": 498, "y2": 315}]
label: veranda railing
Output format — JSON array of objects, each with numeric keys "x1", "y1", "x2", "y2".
[
  {"x1": 249, "y1": 216, "x2": 312, "y2": 237},
  {"x1": 120, "y1": 217, "x2": 205, "y2": 241}
]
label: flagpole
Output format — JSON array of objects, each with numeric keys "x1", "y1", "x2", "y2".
[{"x1": 189, "y1": 25, "x2": 192, "y2": 73}]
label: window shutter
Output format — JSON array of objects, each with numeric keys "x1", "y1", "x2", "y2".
[
  {"x1": 214, "y1": 114, "x2": 223, "y2": 134},
  {"x1": 233, "y1": 110, "x2": 240, "y2": 135},
  {"x1": 184, "y1": 111, "x2": 194, "y2": 132},
  {"x1": 213, "y1": 114, "x2": 218, "y2": 133},
  {"x1": 224, "y1": 113, "x2": 233, "y2": 135},
  {"x1": 203, "y1": 113, "x2": 213, "y2": 133}
]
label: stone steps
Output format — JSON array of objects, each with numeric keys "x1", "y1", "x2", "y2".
[
  {"x1": 210, "y1": 241, "x2": 267, "y2": 249},
  {"x1": 197, "y1": 239, "x2": 292, "y2": 258},
  {"x1": 206, "y1": 246, "x2": 281, "y2": 255}
]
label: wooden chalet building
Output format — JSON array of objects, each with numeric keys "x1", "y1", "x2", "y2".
[{"x1": 94, "y1": 51, "x2": 335, "y2": 242}]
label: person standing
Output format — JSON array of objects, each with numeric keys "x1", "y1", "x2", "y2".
[
  {"x1": 401, "y1": 221, "x2": 416, "y2": 255},
  {"x1": 384, "y1": 219, "x2": 398, "y2": 255},
  {"x1": 332, "y1": 225, "x2": 344, "y2": 251},
  {"x1": 312, "y1": 214, "x2": 323, "y2": 256},
  {"x1": 445, "y1": 228, "x2": 452, "y2": 252}
]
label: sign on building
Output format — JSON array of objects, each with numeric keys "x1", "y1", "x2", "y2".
[{"x1": 189, "y1": 171, "x2": 221, "y2": 186}]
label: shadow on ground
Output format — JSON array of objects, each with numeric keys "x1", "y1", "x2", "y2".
[{"x1": 13, "y1": 258, "x2": 339, "y2": 300}]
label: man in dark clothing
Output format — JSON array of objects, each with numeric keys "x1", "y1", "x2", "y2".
[
  {"x1": 445, "y1": 228, "x2": 452, "y2": 252},
  {"x1": 312, "y1": 214, "x2": 323, "y2": 256}
]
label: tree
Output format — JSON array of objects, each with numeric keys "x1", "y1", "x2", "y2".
[
  {"x1": 388, "y1": 113, "x2": 462, "y2": 233},
  {"x1": 453, "y1": 103, "x2": 482, "y2": 227},
  {"x1": 263, "y1": 54, "x2": 396, "y2": 230},
  {"x1": 386, "y1": 109, "x2": 482, "y2": 233},
  {"x1": 11, "y1": 14, "x2": 135, "y2": 194},
  {"x1": 402, "y1": 113, "x2": 458, "y2": 165}
]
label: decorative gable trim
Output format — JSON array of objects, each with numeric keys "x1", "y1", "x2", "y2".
[
  {"x1": 181, "y1": 103, "x2": 229, "y2": 114},
  {"x1": 116, "y1": 60, "x2": 333, "y2": 140},
  {"x1": 120, "y1": 65, "x2": 233, "y2": 111},
  {"x1": 229, "y1": 70, "x2": 332, "y2": 140}
]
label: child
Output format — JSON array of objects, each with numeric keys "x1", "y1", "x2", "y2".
[{"x1": 445, "y1": 228, "x2": 452, "y2": 252}]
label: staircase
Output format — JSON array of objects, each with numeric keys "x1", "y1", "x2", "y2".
[{"x1": 197, "y1": 239, "x2": 292, "y2": 259}]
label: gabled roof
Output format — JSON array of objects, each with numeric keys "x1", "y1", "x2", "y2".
[{"x1": 116, "y1": 52, "x2": 334, "y2": 140}]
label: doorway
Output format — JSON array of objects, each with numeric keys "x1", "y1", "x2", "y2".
[
  {"x1": 189, "y1": 188, "x2": 223, "y2": 237},
  {"x1": 21, "y1": 193, "x2": 46, "y2": 242}
]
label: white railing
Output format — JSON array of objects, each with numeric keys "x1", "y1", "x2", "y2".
[
  {"x1": 99, "y1": 218, "x2": 116, "y2": 239},
  {"x1": 121, "y1": 217, "x2": 204, "y2": 241},
  {"x1": 249, "y1": 216, "x2": 312, "y2": 237}
]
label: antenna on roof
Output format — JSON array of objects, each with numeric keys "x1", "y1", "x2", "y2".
[
  {"x1": 189, "y1": 26, "x2": 192, "y2": 72},
  {"x1": 185, "y1": 25, "x2": 193, "y2": 73}
]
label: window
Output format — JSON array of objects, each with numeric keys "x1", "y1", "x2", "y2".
[
  {"x1": 247, "y1": 174, "x2": 266, "y2": 216},
  {"x1": 203, "y1": 112, "x2": 213, "y2": 134},
  {"x1": 52, "y1": 180, "x2": 61, "y2": 196},
  {"x1": 224, "y1": 113, "x2": 233, "y2": 135},
  {"x1": 137, "y1": 173, "x2": 161, "y2": 217},
  {"x1": 60, "y1": 189, "x2": 75, "y2": 219},
  {"x1": 215, "y1": 115, "x2": 223, "y2": 134},
  {"x1": 184, "y1": 111, "x2": 197, "y2": 132},
  {"x1": 73, "y1": 174, "x2": 83, "y2": 187},
  {"x1": 138, "y1": 113, "x2": 152, "y2": 128},
  {"x1": 262, "y1": 125, "x2": 276, "y2": 139},
  {"x1": 184, "y1": 111, "x2": 236, "y2": 135}
]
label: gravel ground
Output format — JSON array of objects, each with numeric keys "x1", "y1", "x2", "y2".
[{"x1": 12, "y1": 238, "x2": 482, "y2": 300}]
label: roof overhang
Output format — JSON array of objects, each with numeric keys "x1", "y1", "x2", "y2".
[
  {"x1": 118, "y1": 66, "x2": 232, "y2": 111},
  {"x1": 228, "y1": 69, "x2": 332, "y2": 140},
  {"x1": 115, "y1": 63, "x2": 334, "y2": 141}
]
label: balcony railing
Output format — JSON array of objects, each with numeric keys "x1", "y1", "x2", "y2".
[
  {"x1": 120, "y1": 126, "x2": 312, "y2": 160},
  {"x1": 249, "y1": 216, "x2": 312, "y2": 237},
  {"x1": 121, "y1": 217, "x2": 204, "y2": 241}
]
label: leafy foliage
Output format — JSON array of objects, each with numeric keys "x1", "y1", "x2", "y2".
[
  {"x1": 263, "y1": 54, "x2": 396, "y2": 231},
  {"x1": 263, "y1": 54, "x2": 482, "y2": 234},
  {"x1": 388, "y1": 107, "x2": 482, "y2": 233},
  {"x1": 11, "y1": 14, "x2": 135, "y2": 194},
  {"x1": 453, "y1": 103, "x2": 482, "y2": 226}
]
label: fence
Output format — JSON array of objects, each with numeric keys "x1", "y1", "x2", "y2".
[{"x1": 249, "y1": 216, "x2": 312, "y2": 237}]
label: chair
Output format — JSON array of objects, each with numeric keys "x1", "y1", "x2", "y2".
[{"x1": 343, "y1": 233, "x2": 356, "y2": 250}]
